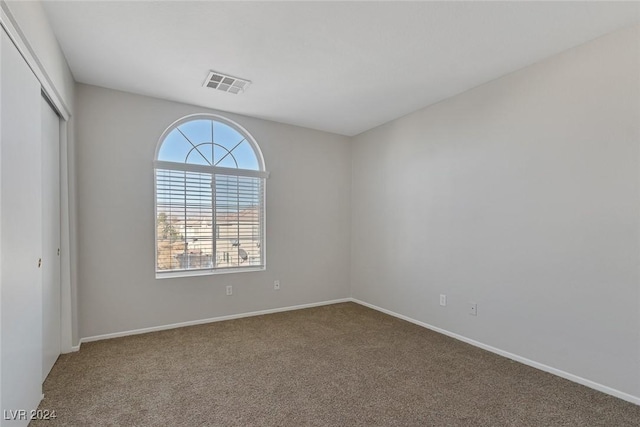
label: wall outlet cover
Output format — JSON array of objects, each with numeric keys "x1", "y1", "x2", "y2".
[{"x1": 469, "y1": 302, "x2": 477, "y2": 316}]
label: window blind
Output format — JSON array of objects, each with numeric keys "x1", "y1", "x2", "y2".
[{"x1": 155, "y1": 168, "x2": 265, "y2": 274}]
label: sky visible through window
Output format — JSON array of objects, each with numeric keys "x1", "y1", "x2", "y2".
[
  {"x1": 155, "y1": 118, "x2": 264, "y2": 272},
  {"x1": 156, "y1": 119, "x2": 261, "y2": 212},
  {"x1": 157, "y1": 119, "x2": 259, "y2": 170}
]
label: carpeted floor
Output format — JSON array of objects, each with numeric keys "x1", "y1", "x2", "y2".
[{"x1": 33, "y1": 302, "x2": 640, "y2": 426}]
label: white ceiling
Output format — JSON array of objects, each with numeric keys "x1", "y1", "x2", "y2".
[{"x1": 42, "y1": 1, "x2": 639, "y2": 136}]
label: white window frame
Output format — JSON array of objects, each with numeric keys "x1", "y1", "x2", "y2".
[{"x1": 154, "y1": 113, "x2": 268, "y2": 279}]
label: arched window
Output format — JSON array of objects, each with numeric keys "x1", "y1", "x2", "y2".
[{"x1": 154, "y1": 114, "x2": 268, "y2": 277}]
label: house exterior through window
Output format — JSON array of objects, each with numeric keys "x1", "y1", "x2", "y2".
[{"x1": 154, "y1": 114, "x2": 268, "y2": 277}]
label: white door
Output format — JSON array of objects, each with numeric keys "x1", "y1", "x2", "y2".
[
  {"x1": 0, "y1": 29, "x2": 44, "y2": 424},
  {"x1": 41, "y1": 96, "x2": 61, "y2": 381}
]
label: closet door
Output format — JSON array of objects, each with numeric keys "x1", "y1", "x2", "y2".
[
  {"x1": 41, "y1": 96, "x2": 61, "y2": 382},
  {"x1": 0, "y1": 28, "x2": 43, "y2": 424}
]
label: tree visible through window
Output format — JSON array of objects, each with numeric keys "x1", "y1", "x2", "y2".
[{"x1": 154, "y1": 115, "x2": 268, "y2": 276}]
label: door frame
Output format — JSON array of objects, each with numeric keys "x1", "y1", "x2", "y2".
[
  {"x1": 0, "y1": 3, "x2": 76, "y2": 354},
  {"x1": 41, "y1": 93, "x2": 62, "y2": 382}
]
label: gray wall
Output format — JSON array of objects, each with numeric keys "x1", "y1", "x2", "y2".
[
  {"x1": 75, "y1": 84, "x2": 351, "y2": 338},
  {"x1": 4, "y1": 0, "x2": 75, "y2": 108},
  {"x1": 351, "y1": 25, "x2": 640, "y2": 398},
  {"x1": 72, "y1": 21, "x2": 640, "y2": 401}
]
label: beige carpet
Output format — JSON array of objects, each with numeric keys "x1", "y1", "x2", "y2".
[{"x1": 33, "y1": 302, "x2": 640, "y2": 426}]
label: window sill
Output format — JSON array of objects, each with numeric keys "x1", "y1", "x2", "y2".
[{"x1": 156, "y1": 266, "x2": 266, "y2": 279}]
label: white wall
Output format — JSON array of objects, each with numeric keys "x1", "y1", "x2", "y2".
[
  {"x1": 351, "y1": 25, "x2": 640, "y2": 400},
  {"x1": 3, "y1": 1, "x2": 74, "y2": 110},
  {"x1": 75, "y1": 84, "x2": 351, "y2": 339}
]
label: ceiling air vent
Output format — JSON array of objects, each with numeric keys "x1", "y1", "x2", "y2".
[{"x1": 203, "y1": 71, "x2": 251, "y2": 94}]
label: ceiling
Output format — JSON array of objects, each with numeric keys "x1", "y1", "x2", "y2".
[{"x1": 42, "y1": 1, "x2": 639, "y2": 136}]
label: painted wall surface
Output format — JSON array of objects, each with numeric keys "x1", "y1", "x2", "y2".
[
  {"x1": 3, "y1": 0, "x2": 74, "y2": 109},
  {"x1": 75, "y1": 84, "x2": 351, "y2": 338},
  {"x1": 351, "y1": 26, "x2": 640, "y2": 398}
]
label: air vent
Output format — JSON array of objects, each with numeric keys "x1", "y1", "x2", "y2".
[{"x1": 203, "y1": 71, "x2": 251, "y2": 94}]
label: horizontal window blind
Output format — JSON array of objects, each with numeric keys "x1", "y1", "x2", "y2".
[
  {"x1": 155, "y1": 168, "x2": 264, "y2": 274},
  {"x1": 215, "y1": 173, "x2": 264, "y2": 269}
]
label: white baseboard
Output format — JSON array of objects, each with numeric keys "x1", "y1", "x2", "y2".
[
  {"x1": 60, "y1": 344, "x2": 80, "y2": 354},
  {"x1": 73, "y1": 296, "x2": 639, "y2": 406},
  {"x1": 79, "y1": 298, "x2": 351, "y2": 345},
  {"x1": 350, "y1": 298, "x2": 640, "y2": 406}
]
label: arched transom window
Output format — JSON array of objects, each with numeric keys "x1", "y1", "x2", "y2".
[{"x1": 154, "y1": 114, "x2": 268, "y2": 277}]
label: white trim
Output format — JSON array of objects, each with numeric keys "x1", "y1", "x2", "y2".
[
  {"x1": 154, "y1": 160, "x2": 269, "y2": 179},
  {"x1": 154, "y1": 116, "x2": 269, "y2": 275},
  {"x1": 65, "y1": 345, "x2": 80, "y2": 354},
  {"x1": 154, "y1": 113, "x2": 266, "y2": 172},
  {"x1": 59, "y1": 116, "x2": 74, "y2": 354},
  {"x1": 0, "y1": 2, "x2": 70, "y2": 120},
  {"x1": 79, "y1": 298, "x2": 351, "y2": 344},
  {"x1": 350, "y1": 298, "x2": 640, "y2": 406},
  {"x1": 156, "y1": 265, "x2": 266, "y2": 279},
  {"x1": 0, "y1": 1, "x2": 76, "y2": 355},
  {"x1": 69, "y1": 296, "x2": 640, "y2": 406}
]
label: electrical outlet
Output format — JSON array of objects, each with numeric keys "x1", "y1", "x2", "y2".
[
  {"x1": 226, "y1": 285, "x2": 233, "y2": 296},
  {"x1": 469, "y1": 302, "x2": 477, "y2": 316},
  {"x1": 439, "y1": 294, "x2": 447, "y2": 306},
  {"x1": 274, "y1": 280, "x2": 280, "y2": 290}
]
